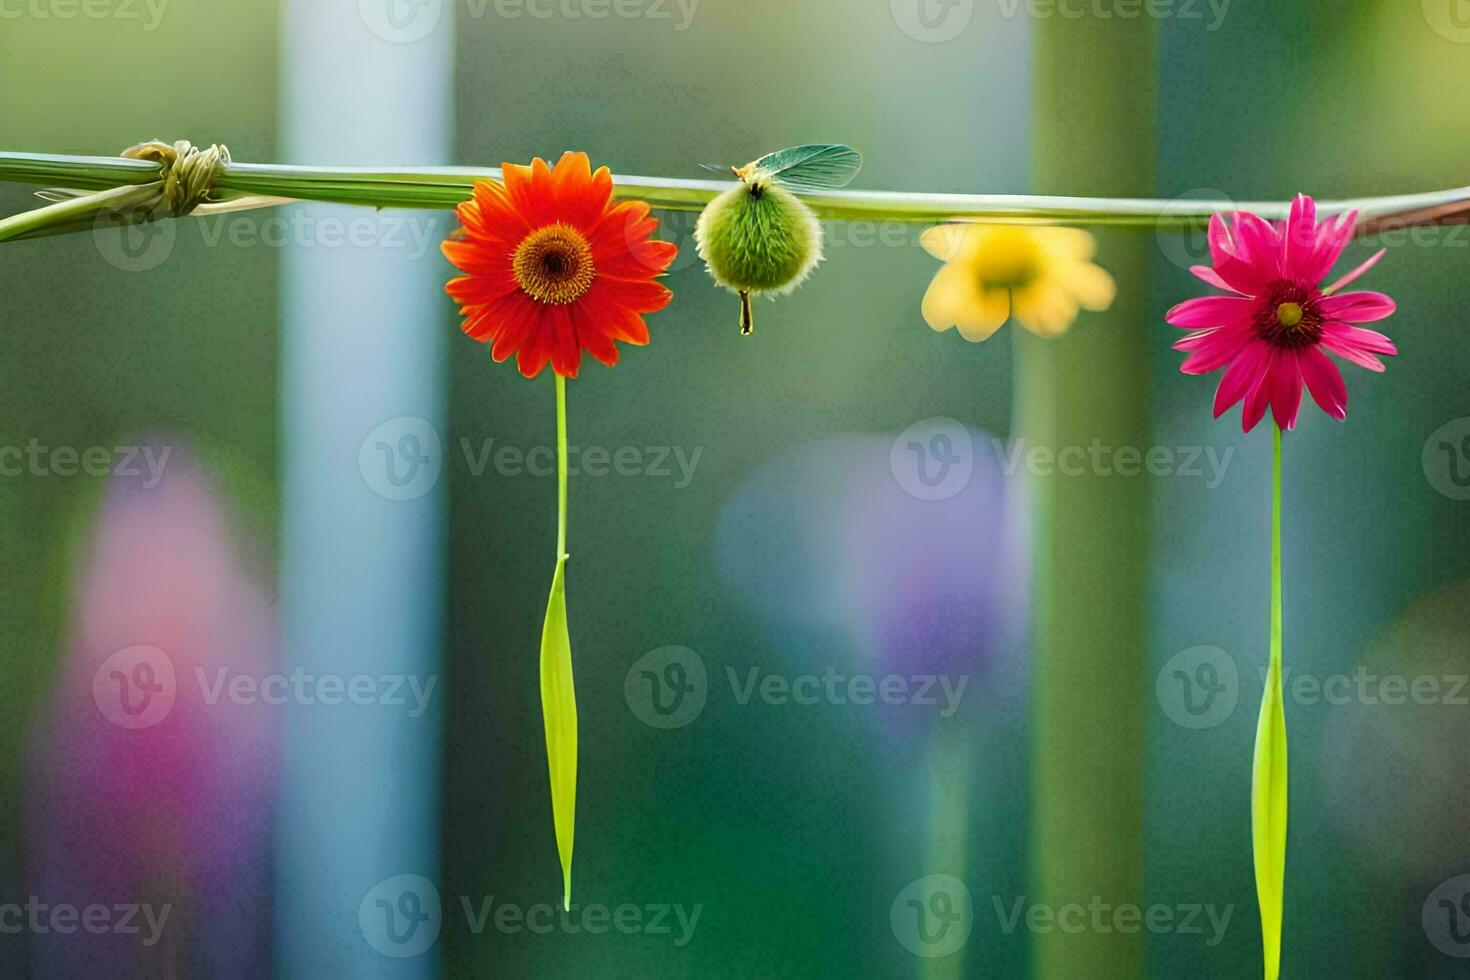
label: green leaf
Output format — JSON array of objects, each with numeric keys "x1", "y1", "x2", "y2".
[
  {"x1": 540, "y1": 556, "x2": 577, "y2": 912},
  {"x1": 1252, "y1": 659, "x2": 1287, "y2": 980},
  {"x1": 1252, "y1": 426, "x2": 1288, "y2": 980}
]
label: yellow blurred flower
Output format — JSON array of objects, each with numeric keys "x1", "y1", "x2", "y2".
[{"x1": 919, "y1": 224, "x2": 1116, "y2": 341}]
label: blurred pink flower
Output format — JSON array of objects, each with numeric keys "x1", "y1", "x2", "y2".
[{"x1": 26, "y1": 440, "x2": 276, "y2": 977}]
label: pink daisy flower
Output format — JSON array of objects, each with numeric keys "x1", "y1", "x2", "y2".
[{"x1": 1167, "y1": 194, "x2": 1397, "y2": 432}]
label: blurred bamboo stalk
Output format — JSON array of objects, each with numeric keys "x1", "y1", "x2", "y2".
[
  {"x1": 1023, "y1": 16, "x2": 1153, "y2": 980},
  {"x1": 920, "y1": 726, "x2": 971, "y2": 980},
  {"x1": 4, "y1": 150, "x2": 1470, "y2": 241}
]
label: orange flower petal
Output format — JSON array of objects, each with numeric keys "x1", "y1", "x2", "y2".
[
  {"x1": 500, "y1": 161, "x2": 542, "y2": 222},
  {"x1": 545, "y1": 305, "x2": 582, "y2": 379},
  {"x1": 462, "y1": 183, "x2": 529, "y2": 241},
  {"x1": 489, "y1": 296, "x2": 542, "y2": 362},
  {"x1": 442, "y1": 238, "x2": 512, "y2": 277},
  {"x1": 571, "y1": 305, "x2": 620, "y2": 368},
  {"x1": 598, "y1": 276, "x2": 673, "y2": 314},
  {"x1": 598, "y1": 238, "x2": 678, "y2": 280},
  {"x1": 588, "y1": 200, "x2": 654, "y2": 251},
  {"x1": 516, "y1": 310, "x2": 554, "y2": 378},
  {"x1": 446, "y1": 269, "x2": 518, "y2": 305}
]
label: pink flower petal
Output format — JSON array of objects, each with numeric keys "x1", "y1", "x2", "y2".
[
  {"x1": 1242, "y1": 358, "x2": 1274, "y2": 432},
  {"x1": 1190, "y1": 264, "x2": 1239, "y2": 293},
  {"x1": 1322, "y1": 248, "x2": 1386, "y2": 294},
  {"x1": 1270, "y1": 350, "x2": 1304, "y2": 431},
  {"x1": 1234, "y1": 212, "x2": 1282, "y2": 279},
  {"x1": 1321, "y1": 321, "x2": 1398, "y2": 355},
  {"x1": 1298, "y1": 344, "x2": 1347, "y2": 420},
  {"x1": 1165, "y1": 294, "x2": 1254, "y2": 328},
  {"x1": 1207, "y1": 213, "x2": 1237, "y2": 264},
  {"x1": 1320, "y1": 337, "x2": 1387, "y2": 373},
  {"x1": 1213, "y1": 340, "x2": 1271, "y2": 418},
  {"x1": 1207, "y1": 213, "x2": 1270, "y2": 295},
  {"x1": 1173, "y1": 329, "x2": 1214, "y2": 352},
  {"x1": 1180, "y1": 327, "x2": 1254, "y2": 374},
  {"x1": 1300, "y1": 210, "x2": 1357, "y2": 285},
  {"x1": 1319, "y1": 291, "x2": 1396, "y2": 323},
  {"x1": 1281, "y1": 194, "x2": 1316, "y2": 280}
]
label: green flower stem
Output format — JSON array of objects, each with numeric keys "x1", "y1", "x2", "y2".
[
  {"x1": 1252, "y1": 426, "x2": 1289, "y2": 980},
  {"x1": 0, "y1": 182, "x2": 157, "y2": 241},
  {"x1": 540, "y1": 373, "x2": 578, "y2": 912},
  {"x1": 3, "y1": 150, "x2": 1470, "y2": 236},
  {"x1": 556, "y1": 374, "x2": 568, "y2": 560}
]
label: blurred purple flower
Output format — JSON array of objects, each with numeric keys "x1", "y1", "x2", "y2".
[{"x1": 717, "y1": 427, "x2": 1027, "y2": 729}]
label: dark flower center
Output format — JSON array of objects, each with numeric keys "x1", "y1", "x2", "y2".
[
  {"x1": 1254, "y1": 279, "x2": 1323, "y2": 349},
  {"x1": 513, "y1": 223, "x2": 596, "y2": 305}
]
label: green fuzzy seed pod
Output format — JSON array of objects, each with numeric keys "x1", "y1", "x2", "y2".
[{"x1": 694, "y1": 181, "x2": 824, "y2": 296}]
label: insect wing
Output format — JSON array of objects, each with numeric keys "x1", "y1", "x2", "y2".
[{"x1": 753, "y1": 144, "x2": 863, "y2": 192}]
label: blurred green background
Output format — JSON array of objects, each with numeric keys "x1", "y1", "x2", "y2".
[{"x1": 4, "y1": 1, "x2": 1470, "y2": 977}]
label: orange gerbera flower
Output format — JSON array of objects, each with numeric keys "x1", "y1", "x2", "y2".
[{"x1": 442, "y1": 151, "x2": 677, "y2": 378}]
